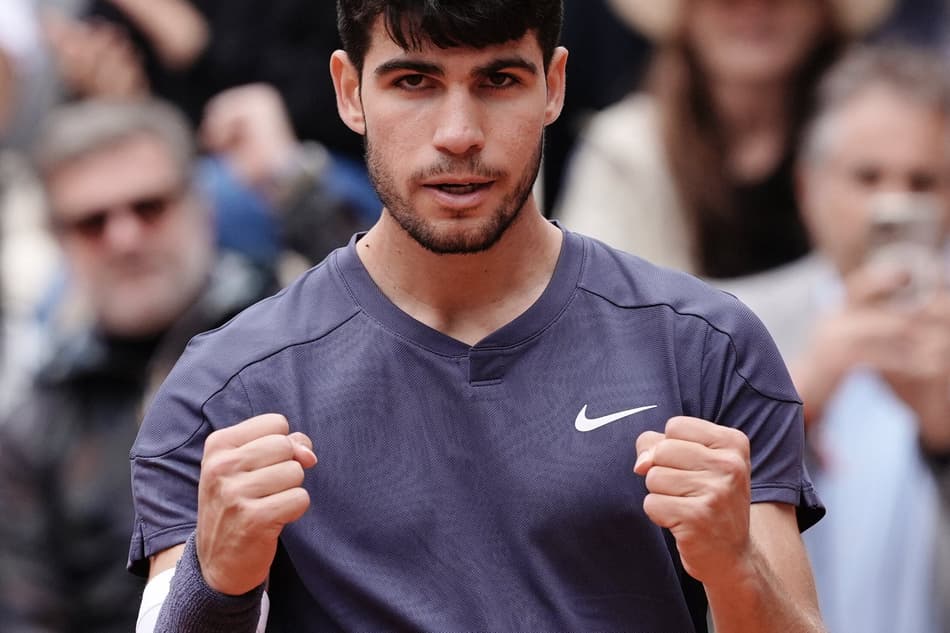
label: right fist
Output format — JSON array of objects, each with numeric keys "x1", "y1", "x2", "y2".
[{"x1": 196, "y1": 413, "x2": 317, "y2": 595}]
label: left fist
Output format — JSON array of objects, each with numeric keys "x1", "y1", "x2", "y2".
[{"x1": 635, "y1": 416, "x2": 752, "y2": 583}]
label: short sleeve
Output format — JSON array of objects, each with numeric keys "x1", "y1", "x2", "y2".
[
  {"x1": 127, "y1": 336, "x2": 254, "y2": 576},
  {"x1": 699, "y1": 304, "x2": 825, "y2": 532}
]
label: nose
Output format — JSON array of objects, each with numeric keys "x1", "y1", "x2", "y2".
[
  {"x1": 102, "y1": 206, "x2": 148, "y2": 252},
  {"x1": 432, "y1": 88, "x2": 485, "y2": 156}
]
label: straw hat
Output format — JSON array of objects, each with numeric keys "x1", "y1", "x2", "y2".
[{"x1": 608, "y1": 0, "x2": 896, "y2": 40}]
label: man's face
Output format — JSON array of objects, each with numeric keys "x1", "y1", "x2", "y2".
[
  {"x1": 48, "y1": 133, "x2": 213, "y2": 337},
  {"x1": 333, "y1": 19, "x2": 566, "y2": 254},
  {"x1": 801, "y1": 85, "x2": 950, "y2": 275}
]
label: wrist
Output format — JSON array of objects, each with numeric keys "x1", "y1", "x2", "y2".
[{"x1": 155, "y1": 532, "x2": 265, "y2": 633}]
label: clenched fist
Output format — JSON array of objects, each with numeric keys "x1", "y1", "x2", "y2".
[
  {"x1": 635, "y1": 416, "x2": 752, "y2": 584},
  {"x1": 196, "y1": 414, "x2": 317, "y2": 595}
]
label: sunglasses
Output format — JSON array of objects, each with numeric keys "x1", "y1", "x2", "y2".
[{"x1": 53, "y1": 189, "x2": 185, "y2": 241}]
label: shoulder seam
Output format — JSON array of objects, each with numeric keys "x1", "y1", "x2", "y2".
[
  {"x1": 199, "y1": 309, "x2": 364, "y2": 419},
  {"x1": 133, "y1": 310, "x2": 363, "y2": 460},
  {"x1": 576, "y1": 285, "x2": 801, "y2": 406}
]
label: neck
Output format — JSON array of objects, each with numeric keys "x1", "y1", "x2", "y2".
[
  {"x1": 710, "y1": 78, "x2": 791, "y2": 181},
  {"x1": 355, "y1": 197, "x2": 563, "y2": 345}
]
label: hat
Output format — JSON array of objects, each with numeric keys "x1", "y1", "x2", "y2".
[{"x1": 608, "y1": 0, "x2": 896, "y2": 41}]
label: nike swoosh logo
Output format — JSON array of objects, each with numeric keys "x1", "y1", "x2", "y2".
[{"x1": 574, "y1": 404, "x2": 658, "y2": 432}]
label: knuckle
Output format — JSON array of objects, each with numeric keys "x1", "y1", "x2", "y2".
[
  {"x1": 665, "y1": 416, "x2": 687, "y2": 436},
  {"x1": 263, "y1": 413, "x2": 290, "y2": 431},
  {"x1": 288, "y1": 487, "x2": 311, "y2": 514},
  {"x1": 719, "y1": 453, "x2": 749, "y2": 482},
  {"x1": 287, "y1": 460, "x2": 306, "y2": 486},
  {"x1": 642, "y1": 493, "x2": 660, "y2": 517},
  {"x1": 204, "y1": 429, "x2": 225, "y2": 452},
  {"x1": 727, "y1": 427, "x2": 751, "y2": 455},
  {"x1": 635, "y1": 430, "x2": 661, "y2": 451},
  {"x1": 200, "y1": 451, "x2": 229, "y2": 478},
  {"x1": 217, "y1": 478, "x2": 239, "y2": 505}
]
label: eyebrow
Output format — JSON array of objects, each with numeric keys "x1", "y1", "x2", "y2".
[
  {"x1": 373, "y1": 55, "x2": 539, "y2": 79},
  {"x1": 474, "y1": 57, "x2": 538, "y2": 78},
  {"x1": 374, "y1": 59, "x2": 444, "y2": 78}
]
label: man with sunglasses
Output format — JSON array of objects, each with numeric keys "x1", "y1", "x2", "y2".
[{"x1": 0, "y1": 98, "x2": 273, "y2": 632}]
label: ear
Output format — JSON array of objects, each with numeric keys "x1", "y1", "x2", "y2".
[
  {"x1": 543, "y1": 46, "x2": 569, "y2": 127},
  {"x1": 330, "y1": 50, "x2": 365, "y2": 135}
]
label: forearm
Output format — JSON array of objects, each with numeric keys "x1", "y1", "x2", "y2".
[
  {"x1": 705, "y1": 541, "x2": 825, "y2": 633},
  {"x1": 106, "y1": 0, "x2": 208, "y2": 69}
]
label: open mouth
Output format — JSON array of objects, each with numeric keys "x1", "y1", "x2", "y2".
[{"x1": 428, "y1": 182, "x2": 492, "y2": 195}]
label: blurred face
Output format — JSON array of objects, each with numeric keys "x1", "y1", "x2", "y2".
[
  {"x1": 332, "y1": 19, "x2": 566, "y2": 254},
  {"x1": 48, "y1": 134, "x2": 213, "y2": 337},
  {"x1": 685, "y1": 0, "x2": 828, "y2": 85},
  {"x1": 801, "y1": 85, "x2": 950, "y2": 275}
]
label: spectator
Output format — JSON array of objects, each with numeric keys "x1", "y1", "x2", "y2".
[
  {"x1": 740, "y1": 44, "x2": 950, "y2": 633},
  {"x1": 199, "y1": 83, "x2": 378, "y2": 271},
  {"x1": 556, "y1": 0, "x2": 893, "y2": 278},
  {"x1": 541, "y1": 0, "x2": 651, "y2": 212},
  {"x1": 75, "y1": 0, "x2": 362, "y2": 162},
  {"x1": 0, "y1": 98, "x2": 273, "y2": 632}
]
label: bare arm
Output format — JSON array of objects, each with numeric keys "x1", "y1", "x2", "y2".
[
  {"x1": 636, "y1": 417, "x2": 825, "y2": 633},
  {"x1": 147, "y1": 544, "x2": 187, "y2": 581},
  {"x1": 704, "y1": 503, "x2": 823, "y2": 633}
]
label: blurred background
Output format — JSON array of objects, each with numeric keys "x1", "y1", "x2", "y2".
[{"x1": 0, "y1": 1, "x2": 948, "y2": 631}]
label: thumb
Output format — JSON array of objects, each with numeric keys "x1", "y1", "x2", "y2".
[
  {"x1": 634, "y1": 430, "x2": 664, "y2": 475},
  {"x1": 289, "y1": 432, "x2": 318, "y2": 469}
]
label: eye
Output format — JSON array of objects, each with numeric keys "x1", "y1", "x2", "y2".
[
  {"x1": 484, "y1": 72, "x2": 517, "y2": 89},
  {"x1": 131, "y1": 195, "x2": 174, "y2": 223},
  {"x1": 908, "y1": 171, "x2": 937, "y2": 192},
  {"x1": 394, "y1": 74, "x2": 429, "y2": 90},
  {"x1": 70, "y1": 212, "x2": 109, "y2": 240},
  {"x1": 852, "y1": 166, "x2": 881, "y2": 188}
]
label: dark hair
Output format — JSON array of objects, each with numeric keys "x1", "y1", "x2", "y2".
[
  {"x1": 649, "y1": 8, "x2": 844, "y2": 277},
  {"x1": 337, "y1": 0, "x2": 563, "y2": 75}
]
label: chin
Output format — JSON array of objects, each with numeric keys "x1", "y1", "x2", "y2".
[{"x1": 98, "y1": 293, "x2": 185, "y2": 339}]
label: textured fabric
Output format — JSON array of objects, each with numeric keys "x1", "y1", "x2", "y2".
[
  {"x1": 152, "y1": 532, "x2": 264, "y2": 633},
  {"x1": 130, "y1": 228, "x2": 822, "y2": 632}
]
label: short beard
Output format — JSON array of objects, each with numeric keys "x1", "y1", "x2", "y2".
[{"x1": 366, "y1": 135, "x2": 543, "y2": 255}]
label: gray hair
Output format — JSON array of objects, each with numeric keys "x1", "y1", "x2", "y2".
[
  {"x1": 31, "y1": 98, "x2": 195, "y2": 182},
  {"x1": 800, "y1": 44, "x2": 950, "y2": 166}
]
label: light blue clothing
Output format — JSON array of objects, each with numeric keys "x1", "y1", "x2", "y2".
[
  {"x1": 720, "y1": 257, "x2": 943, "y2": 633},
  {"x1": 804, "y1": 369, "x2": 940, "y2": 633}
]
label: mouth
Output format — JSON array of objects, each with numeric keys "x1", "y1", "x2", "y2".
[{"x1": 425, "y1": 182, "x2": 493, "y2": 196}]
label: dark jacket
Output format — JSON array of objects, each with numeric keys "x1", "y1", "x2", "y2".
[{"x1": 0, "y1": 253, "x2": 272, "y2": 632}]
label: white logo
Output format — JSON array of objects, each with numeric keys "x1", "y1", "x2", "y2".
[{"x1": 574, "y1": 404, "x2": 658, "y2": 432}]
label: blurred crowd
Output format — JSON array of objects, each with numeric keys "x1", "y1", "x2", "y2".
[{"x1": 0, "y1": 0, "x2": 948, "y2": 631}]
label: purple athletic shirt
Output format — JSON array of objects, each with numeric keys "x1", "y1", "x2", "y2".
[{"x1": 129, "y1": 227, "x2": 823, "y2": 632}]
